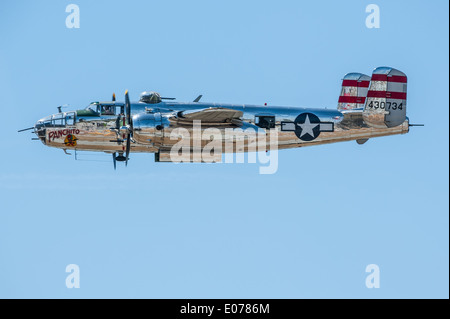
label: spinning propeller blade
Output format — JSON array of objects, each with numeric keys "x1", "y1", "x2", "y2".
[
  {"x1": 124, "y1": 90, "x2": 133, "y2": 166},
  {"x1": 125, "y1": 136, "x2": 131, "y2": 167}
]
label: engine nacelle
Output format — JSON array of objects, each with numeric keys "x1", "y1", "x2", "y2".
[{"x1": 132, "y1": 113, "x2": 166, "y2": 145}]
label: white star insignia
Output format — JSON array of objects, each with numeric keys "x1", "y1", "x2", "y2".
[{"x1": 297, "y1": 115, "x2": 319, "y2": 138}]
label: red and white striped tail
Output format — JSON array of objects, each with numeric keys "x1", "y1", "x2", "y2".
[
  {"x1": 338, "y1": 73, "x2": 371, "y2": 110},
  {"x1": 363, "y1": 67, "x2": 408, "y2": 128}
]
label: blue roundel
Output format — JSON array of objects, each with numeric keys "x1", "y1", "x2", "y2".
[{"x1": 294, "y1": 113, "x2": 322, "y2": 141}]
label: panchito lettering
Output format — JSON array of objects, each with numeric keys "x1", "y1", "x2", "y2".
[{"x1": 48, "y1": 129, "x2": 80, "y2": 141}]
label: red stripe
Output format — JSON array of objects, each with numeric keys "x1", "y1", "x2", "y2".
[
  {"x1": 342, "y1": 80, "x2": 358, "y2": 86},
  {"x1": 367, "y1": 91, "x2": 407, "y2": 99},
  {"x1": 342, "y1": 80, "x2": 370, "y2": 87},
  {"x1": 371, "y1": 74, "x2": 407, "y2": 83},
  {"x1": 371, "y1": 74, "x2": 388, "y2": 81},
  {"x1": 358, "y1": 81, "x2": 370, "y2": 88},
  {"x1": 387, "y1": 91, "x2": 407, "y2": 99},
  {"x1": 389, "y1": 75, "x2": 407, "y2": 83},
  {"x1": 338, "y1": 96, "x2": 366, "y2": 103}
]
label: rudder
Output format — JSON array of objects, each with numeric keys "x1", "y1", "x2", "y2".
[
  {"x1": 338, "y1": 73, "x2": 371, "y2": 111},
  {"x1": 363, "y1": 67, "x2": 407, "y2": 128}
]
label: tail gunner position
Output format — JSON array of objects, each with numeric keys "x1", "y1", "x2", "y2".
[{"x1": 20, "y1": 67, "x2": 421, "y2": 168}]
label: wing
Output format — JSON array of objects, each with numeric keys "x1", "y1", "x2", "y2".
[{"x1": 170, "y1": 107, "x2": 244, "y2": 127}]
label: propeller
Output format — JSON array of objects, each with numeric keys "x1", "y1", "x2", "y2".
[
  {"x1": 125, "y1": 135, "x2": 131, "y2": 166},
  {"x1": 110, "y1": 91, "x2": 132, "y2": 169},
  {"x1": 112, "y1": 152, "x2": 127, "y2": 170},
  {"x1": 111, "y1": 91, "x2": 121, "y2": 133},
  {"x1": 125, "y1": 90, "x2": 132, "y2": 166}
]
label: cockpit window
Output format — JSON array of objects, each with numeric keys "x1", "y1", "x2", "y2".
[
  {"x1": 86, "y1": 103, "x2": 100, "y2": 113},
  {"x1": 66, "y1": 113, "x2": 75, "y2": 125},
  {"x1": 39, "y1": 115, "x2": 53, "y2": 127},
  {"x1": 101, "y1": 105, "x2": 115, "y2": 115},
  {"x1": 52, "y1": 114, "x2": 64, "y2": 126},
  {"x1": 36, "y1": 112, "x2": 77, "y2": 128}
]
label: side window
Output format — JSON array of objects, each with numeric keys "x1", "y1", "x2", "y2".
[
  {"x1": 87, "y1": 104, "x2": 100, "y2": 114},
  {"x1": 255, "y1": 115, "x2": 275, "y2": 129},
  {"x1": 52, "y1": 114, "x2": 64, "y2": 126},
  {"x1": 66, "y1": 113, "x2": 75, "y2": 126},
  {"x1": 116, "y1": 105, "x2": 124, "y2": 115},
  {"x1": 101, "y1": 105, "x2": 115, "y2": 115}
]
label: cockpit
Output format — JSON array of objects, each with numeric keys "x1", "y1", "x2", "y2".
[
  {"x1": 35, "y1": 112, "x2": 76, "y2": 129},
  {"x1": 82, "y1": 102, "x2": 124, "y2": 116}
]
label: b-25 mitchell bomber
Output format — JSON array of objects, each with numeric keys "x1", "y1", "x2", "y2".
[{"x1": 19, "y1": 67, "x2": 421, "y2": 168}]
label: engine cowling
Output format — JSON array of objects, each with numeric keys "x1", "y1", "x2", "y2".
[{"x1": 132, "y1": 113, "x2": 165, "y2": 144}]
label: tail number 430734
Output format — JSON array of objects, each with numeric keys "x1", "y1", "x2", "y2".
[{"x1": 367, "y1": 101, "x2": 403, "y2": 110}]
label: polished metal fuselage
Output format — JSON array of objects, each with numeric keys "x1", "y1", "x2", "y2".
[{"x1": 35, "y1": 100, "x2": 409, "y2": 157}]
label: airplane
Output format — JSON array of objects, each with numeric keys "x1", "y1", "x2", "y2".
[{"x1": 19, "y1": 66, "x2": 422, "y2": 169}]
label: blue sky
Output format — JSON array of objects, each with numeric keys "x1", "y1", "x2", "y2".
[{"x1": 0, "y1": 0, "x2": 448, "y2": 298}]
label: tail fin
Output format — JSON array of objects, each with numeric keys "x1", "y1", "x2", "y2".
[
  {"x1": 363, "y1": 67, "x2": 407, "y2": 128},
  {"x1": 338, "y1": 73, "x2": 371, "y2": 111}
]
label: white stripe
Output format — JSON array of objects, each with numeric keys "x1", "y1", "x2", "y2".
[
  {"x1": 319, "y1": 123, "x2": 333, "y2": 132},
  {"x1": 281, "y1": 122, "x2": 296, "y2": 131},
  {"x1": 387, "y1": 82, "x2": 407, "y2": 93},
  {"x1": 369, "y1": 81, "x2": 388, "y2": 91}
]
